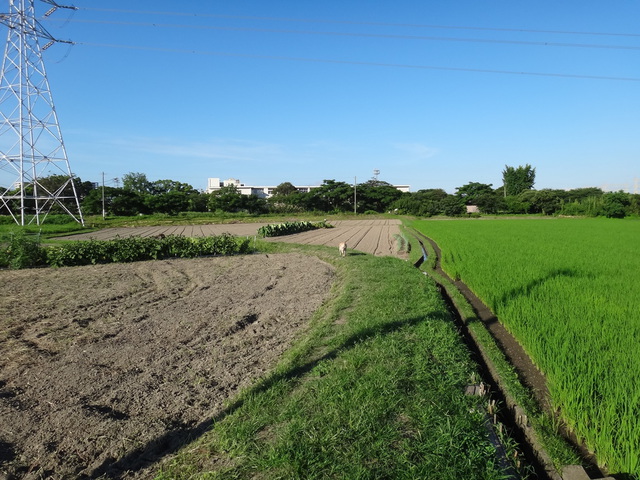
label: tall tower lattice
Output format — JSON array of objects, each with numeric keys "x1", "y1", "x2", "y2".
[{"x1": 0, "y1": 0, "x2": 83, "y2": 225}]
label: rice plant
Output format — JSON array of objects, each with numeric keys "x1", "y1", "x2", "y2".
[{"x1": 412, "y1": 217, "x2": 640, "y2": 477}]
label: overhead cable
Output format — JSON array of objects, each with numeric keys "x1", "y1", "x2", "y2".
[
  {"x1": 45, "y1": 18, "x2": 640, "y2": 51},
  {"x1": 75, "y1": 7, "x2": 640, "y2": 38},
  {"x1": 75, "y1": 42, "x2": 640, "y2": 82}
]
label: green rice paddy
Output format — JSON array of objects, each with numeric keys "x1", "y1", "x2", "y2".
[{"x1": 412, "y1": 217, "x2": 640, "y2": 477}]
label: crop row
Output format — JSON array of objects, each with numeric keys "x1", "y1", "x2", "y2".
[
  {"x1": 0, "y1": 232, "x2": 251, "y2": 269},
  {"x1": 257, "y1": 220, "x2": 331, "y2": 237},
  {"x1": 412, "y1": 218, "x2": 640, "y2": 477}
]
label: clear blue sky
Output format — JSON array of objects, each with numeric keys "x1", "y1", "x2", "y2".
[{"x1": 8, "y1": 0, "x2": 640, "y2": 193}]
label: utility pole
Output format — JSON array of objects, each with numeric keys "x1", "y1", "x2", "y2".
[
  {"x1": 0, "y1": 0, "x2": 83, "y2": 225},
  {"x1": 101, "y1": 172, "x2": 105, "y2": 219},
  {"x1": 354, "y1": 176, "x2": 357, "y2": 215}
]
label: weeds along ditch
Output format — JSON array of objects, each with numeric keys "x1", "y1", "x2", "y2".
[
  {"x1": 409, "y1": 230, "x2": 583, "y2": 480},
  {"x1": 410, "y1": 217, "x2": 640, "y2": 478}
]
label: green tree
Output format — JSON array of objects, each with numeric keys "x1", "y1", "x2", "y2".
[
  {"x1": 208, "y1": 184, "x2": 245, "y2": 212},
  {"x1": 207, "y1": 184, "x2": 267, "y2": 214},
  {"x1": 241, "y1": 194, "x2": 268, "y2": 214},
  {"x1": 455, "y1": 182, "x2": 494, "y2": 204},
  {"x1": 16, "y1": 174, "x2": 94, "y2": 215},
  {"x1": 416, "y1": 189, "x2": 449, "y2": 203},
  {"x1": 474, "y1": 193, "x2": 505, "y2": 214},
  {"x1": 602, "y1": 191, "x2": 630, "y2": 218},
  {"x1": 629, "y1": 194, "x2": 640, "y2": 216},
  {"x1": 440, "y1": 196, "x2": 465, "y2": 216},
  {"x1": 188, "y1": 192, "x2": 210, "y2": 212},
  {"x1": 502, "y1": 164, "x2": 536, "y2": 196},
  {"x1": 82, "y1": 187, "x2": 146, "y2": 216},
  {"x1": 149, "y1": 179, "x2": 198, "y2": 195},
  {"x1": 307, "y1": 180, "x2": 353, "y2": 212},
  {"x1": 271, "y1": 182, "x2": 299, "y2": 197},
  {"x1": 144, "y1": 191, "x2": 192, "y2": 215},
  {"x1": 268, "y1": 191, "x2": 308, "y2": 213},
  {"x1": 268, "y1": 182, "x2": 307, "y2": 213},
  {"x1": 391, "y1": 189, "x2": 448, "y2": 216},
  {"x1": 565, "y1": 187, "x2": 603, "y2": 203},
  {"x1": 356, "y1": 180, "x2": 403, "y2": 213},
  {"x1": 531, "y1": 189, "x2": 565, "y2": 215},
  {"x1": 122, "y1": 172, "x2": 152, "y2": 194},
  {"x1": 504, "y1": 195, "x2": 532, "y2": 214}
]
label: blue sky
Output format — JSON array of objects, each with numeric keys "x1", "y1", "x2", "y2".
[{"x1": 6, "y1": 0, "x2": 640, "y2": 193}]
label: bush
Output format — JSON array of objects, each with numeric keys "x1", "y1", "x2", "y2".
[
  {"x1": 0, "y1": 231, "x2": 47, "y2": 269},
  {"x1": 258, "y1": 220, "x2": 332, "y2": 237},
  {"x1": 602, "y1": 192, "x2": 630, "y2": 218}
]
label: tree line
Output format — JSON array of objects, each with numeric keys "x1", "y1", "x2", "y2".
[{"x1": 3, "y1": 166, "x2": 639, "y2": 219}]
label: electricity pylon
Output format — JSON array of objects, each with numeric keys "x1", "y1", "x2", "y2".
[{"x1": 0, "y1": 0, "x2": 83, "y2": 225}]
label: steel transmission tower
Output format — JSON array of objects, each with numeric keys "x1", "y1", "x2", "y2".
[{"x1": 0, "y1": 0, "x2": 83, "y2": 225}]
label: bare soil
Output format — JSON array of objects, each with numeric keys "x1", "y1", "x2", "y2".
[
  {"x1": 0, "y1": 253, "x2": 335, "y2": 479},
  {"x1": 265, "y1": 219, "x2": 406, "y2": 258},
  {"x1": 57, "y1": 219, "x2": 406, "y2": 258}
]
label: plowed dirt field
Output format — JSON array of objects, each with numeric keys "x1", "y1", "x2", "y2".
[
  {"x1": 58, "y1": 219, "x2": 405, "y2": 258},
  {"x1": 1, "y1": 219, "x2": 406, "y2": 478},
  {"x1": 0, "y1": 254, "x2": 334, "y2": 479}
]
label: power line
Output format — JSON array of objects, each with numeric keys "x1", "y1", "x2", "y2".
[
  {"x1": 75, "y1": 42, "x2": 640, "y2": 82},
  {"x1": 44, "y1": 18, "x2": 640, "y2": 51},
  {"x1": 75, "y1": 7, "x2": 640, "y2": 39}
]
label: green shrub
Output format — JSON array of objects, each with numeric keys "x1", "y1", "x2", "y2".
[
  {"x1": 46, "y1": 234, "x2": 252, "y2": 268},
  {"x1": 0, "y1": 231, "x2": 46, "y2": 269},
  {"x1": 257, "y1": 220, "x2": 332, "y2": 237}
]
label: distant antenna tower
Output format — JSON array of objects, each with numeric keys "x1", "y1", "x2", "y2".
[
  {"x1": 373, "y1": 169, "x2": 380, "y2": 182},
  {"x1": 0, "y1": 0, "x2": 83, "y2": 225}
]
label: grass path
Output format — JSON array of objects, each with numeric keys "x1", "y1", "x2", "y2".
[{"x1": 155, "y1": 244, "x2": 511, "y2": 479}]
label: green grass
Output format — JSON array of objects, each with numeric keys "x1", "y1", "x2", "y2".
[
  {"x1": 411, "y1": 217, "x2": 640, "y2": 478},
  {"x1": 155, "y1": 244, "x2": 511, "y2": 479}
]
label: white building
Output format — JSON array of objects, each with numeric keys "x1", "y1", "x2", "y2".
[
  {"x1": 206, "y1": 177, "x2": 410, "y2": 198},
  {"x1": 206, "y1": 178, "x2": 318, "y2": 199}
]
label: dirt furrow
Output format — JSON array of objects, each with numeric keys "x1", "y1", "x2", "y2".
[{"x1": 0, "y1": 254, "x2": 335, "y2": 479}]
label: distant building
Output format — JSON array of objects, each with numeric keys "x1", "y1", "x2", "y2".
[
  {"x1": 466, "y1": 205, "x2": 480, "y2": 214},
  {"x1": 206, "y1": 178, "x2": 318, "y2": 199},
  {"x1": 206, "y1": 177, "x2": 410, "y2": 198}
]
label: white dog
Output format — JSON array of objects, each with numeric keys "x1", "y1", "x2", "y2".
[{"x1": 338, "y1": 242, "x2": 347, "y2": 257}]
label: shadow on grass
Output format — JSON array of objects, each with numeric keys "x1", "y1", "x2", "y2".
[{"x1": 88, "y1": 310, "x2": 448, "y2": 479}]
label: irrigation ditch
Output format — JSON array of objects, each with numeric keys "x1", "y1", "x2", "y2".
[{"x1": 408, "y1": 229, "x2": 614, "y2": 480}]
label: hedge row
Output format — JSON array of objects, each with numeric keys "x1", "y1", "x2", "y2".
[{"x1": 0, "y1": 232, "x2": 252, "y2": 269}]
